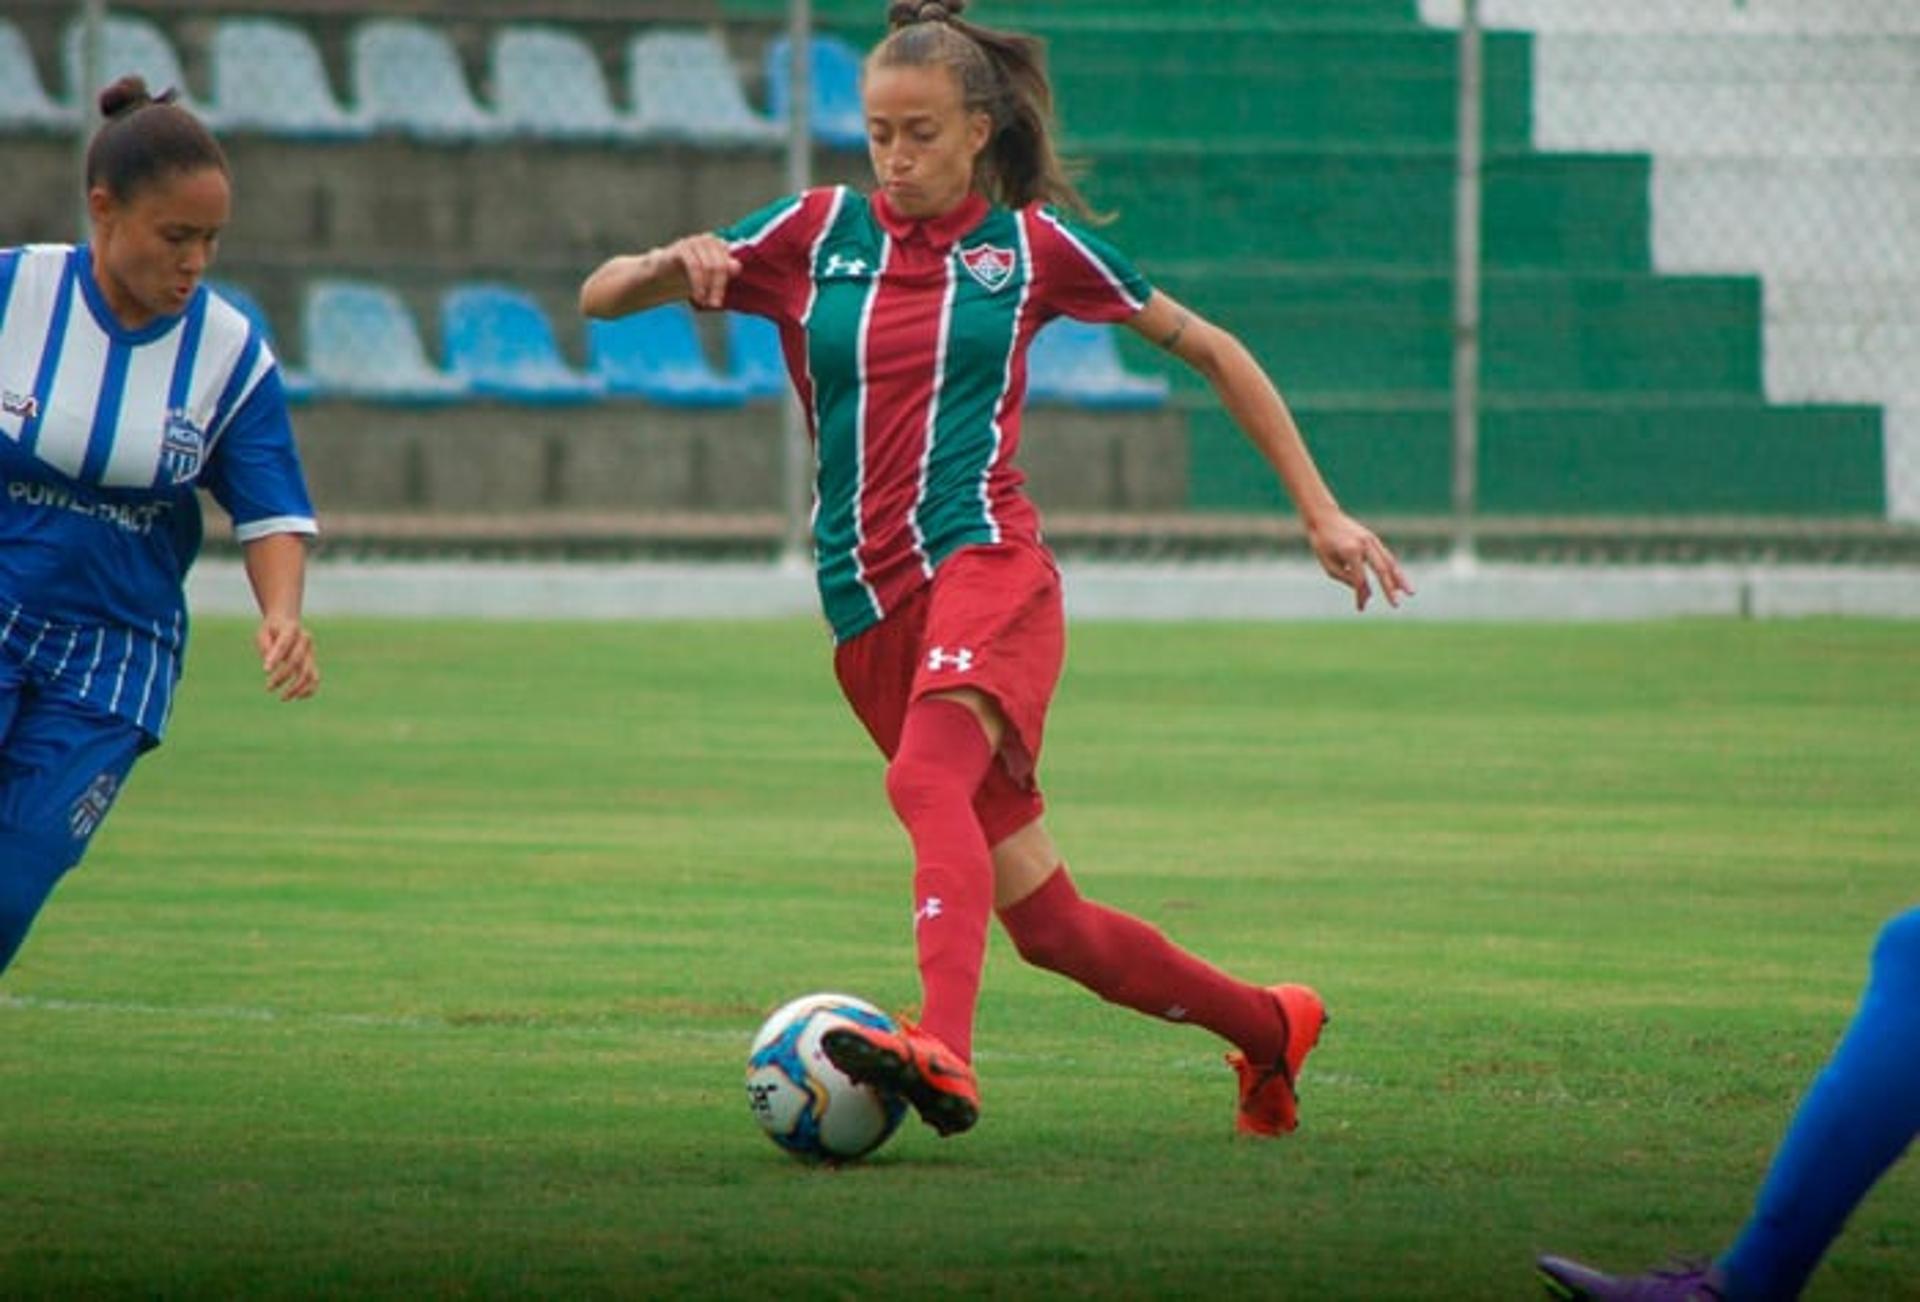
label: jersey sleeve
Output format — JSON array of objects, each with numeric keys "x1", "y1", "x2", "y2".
[
  {"x1": 713, "y1": 188, "x2": 835, "y2": 322},
  {"x1": 1026, "y1": 207, "x2": 1154, "y2": 324},
  {"x1": 199, "y1": 367, "x2": 318, "y2": 542},
  {"x1": 0, "y1": 247, "x2": 20, "y2": 327}
]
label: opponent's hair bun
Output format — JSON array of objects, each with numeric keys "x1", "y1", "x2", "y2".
[{"x1": 98, "y1": 74, "x2": 178, "y2": 120}]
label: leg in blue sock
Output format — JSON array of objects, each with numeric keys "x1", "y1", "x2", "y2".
[
  {"x1": 0, "y1": 828, "x2": 77, "y2": 976},
  {"x1": 0, "y1": 694, "x2": 145, "y2": 978},
  {"x1": 1718, "y1": 908, "x2": 1920, "y2": 1301}
]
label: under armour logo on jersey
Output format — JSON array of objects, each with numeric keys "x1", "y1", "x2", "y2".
[
  {"x1": 926, "y1": 645, "x2": 975, "y2": 673},
  {"x1": 160, "y1": 409, "x2": 206, "y2": 484},
  {"x1": 959, "y1": 243, "x2": 1016, "y2": 293},
  {"x1": 916, "y1": 896, "x2": 944, "y2": 925},
  {"x1": 822, "y1": 252, "x2": 870, "y2": 278},
  {"x1": 2, "y1": 390, "x2": 37, "y2": 421},
  {"x1": 69, "y1": 772, "x2": 120, "y2": 840}
]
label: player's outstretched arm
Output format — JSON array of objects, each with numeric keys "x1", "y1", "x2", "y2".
[
  {"x1": 242, "y1": 532, "x2": 319, "y2": 701},
  {"x1": 579, "y1": 234, "x2": 744, "y2": 318},
  {"x1": 1128, "y1": 290, "x2": 1414, "y2": 612}
]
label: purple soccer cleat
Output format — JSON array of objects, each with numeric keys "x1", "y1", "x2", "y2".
[{"x1": 1536, "y1": 1256, "x2": 1728, "y2": 1301}]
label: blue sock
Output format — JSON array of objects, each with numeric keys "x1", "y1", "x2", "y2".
[
  {"x1": 0, "y1": 828, "x2": 75, "y2": 977},
  {"x1": 1719, "y1": 908, "x2": 1920, "y2": 1301}
]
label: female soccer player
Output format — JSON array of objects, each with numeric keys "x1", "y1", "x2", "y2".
[
  {"x1": 581, "y1": 0, "x2": 1412, "y2": 1138},
  {"x1": 0, "y1": 76, "x2": 320, "y2": 977},
  {"x1": 1538, "y1": 906, "x2": 1920, "y2": 1301}
]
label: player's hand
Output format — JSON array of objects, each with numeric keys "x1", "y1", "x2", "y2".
[
  {"x1": 256, "y1": 616, "x2": 319, "y2": 701},
  {"x1": 663, "y1": 234, "x2": 742, "y2": 310},
  {"x1": 1308, "y1": 513, "x2": 1414, "y2": 612}
]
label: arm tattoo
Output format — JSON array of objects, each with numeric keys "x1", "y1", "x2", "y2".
[{"x1": 1158, "y1": 311, "x2": 1191, "y2": 351}]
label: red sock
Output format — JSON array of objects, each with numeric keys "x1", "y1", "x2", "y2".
[
  {"x1": 884, "y1": 698, "x2": 996, "y2": 1063},
  {"x1": 998, "y1": 867, "x2": 1286, "y2": 1063}
]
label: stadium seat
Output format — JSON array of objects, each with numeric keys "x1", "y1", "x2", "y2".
[
  {"x1": 210, "y1": 281, "x2": 315, "y2": 403},
  {"x1": 726, "y1": 313, "x2": 789, "y2": 401},
  {"x1": 441, "y1": 284, "x2": 605, "y2": 404},
  {"x1": 1026, "y1": 319, "x2": 1170, "y2": 409},
  {"x1": 212, "y1": 18, "x2": 365, "y2": 138},
  {"x1": 62, "y1": 14, "x2": 203, "y2": 116},
  {"x1": 588, "y1": 305, "x2": 749, "y2": 406},
  {"x1": 350, "y1": 20, "x2": 501, "y2": 140},
  {"x1": 764, "y1": 34, "x2": 866, "y2": 149},
  {"x1": 491, "y1": 25, "x2": 631, "y2": 140},
  {"x1": 0, "y1": 20, "x2": 78, "y2": 129},
  {"x1": 303, "y1": 280, "x2": 467, "y2": 402},
  {"x1": 626, "y1": 29, "x2": 782, "y2": 145}
]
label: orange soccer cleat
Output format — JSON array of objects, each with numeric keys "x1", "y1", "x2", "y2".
[
  {"x1": 820, "y1": 1017, "x2": 981, "y2": 1137},
  {"x1": 1224, "y1": 984, "x2": 1328, "y2": 1137}
]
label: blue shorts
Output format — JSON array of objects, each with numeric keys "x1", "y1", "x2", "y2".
[{"x1": 0, "y1": 658, "x2": 146, "y2": 870}]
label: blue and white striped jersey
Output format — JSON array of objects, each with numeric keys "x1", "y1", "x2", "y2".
[{"x1": 0, "y1": 243, "x2": 317, "y2": 740}]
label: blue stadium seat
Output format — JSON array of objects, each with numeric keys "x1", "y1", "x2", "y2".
[
  {"x1": 212, "y1": 18, "x2": 365, "y2": 138},
  {"x1": 627, "y1": 30, "x2": 782, "y2": 145},
  {"x1": 726, "y1": 313, "x2": 789, "y2": 401},
  {"x1": 350, "y1": 20, "x2": 501, "y2": 140},
  {"x1": 491, "y1": 25, "x2": 630, "y2": 140},
  {"x1": 62, "y1": 14, "x2": 203, "y2": 117},
  {"x1": 588, "y1": 305, "x2": 749, "y2": 407},
  {"x1": 1026, "y1": 319, "x2": 1170, "y2": 410},
  {"x1": 303, "y1": 280, "x2": 467, "y2": 403},
  {"x1": 210, "y1": 281, "x2": 315, "y2": 404},
  {"x1": 0, "y1": 20, "x2": 78, "y2": 129},
  {"x1": 442, "y1": 284, "x2": 605, "y2": 404},
  {"x1": 765, "y1": 34, "x2": 866, "y2": 149}
]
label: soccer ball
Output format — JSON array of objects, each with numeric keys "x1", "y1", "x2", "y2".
[{"x1": 745, "y1": 992, "x2": 909, "y2": 1163}]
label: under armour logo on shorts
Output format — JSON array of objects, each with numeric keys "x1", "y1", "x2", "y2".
[{"x1": 926, "y1": 645, "x2": 974, "y2": 673}]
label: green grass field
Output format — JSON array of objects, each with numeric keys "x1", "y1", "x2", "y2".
[{"x1": 2, "y1": 617, "x2": 1915, "y2": 1300}]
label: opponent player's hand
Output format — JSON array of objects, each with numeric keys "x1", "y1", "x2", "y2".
[
  {"x1": 1308, "y1": 512, "x2": 1414, "y2": 612},
  {"x1": 257, "y1": 616, "x2": 319, "y2": 701},
  {"x1": 661, "y1": 234, "x2": 742, "y2": 310}
]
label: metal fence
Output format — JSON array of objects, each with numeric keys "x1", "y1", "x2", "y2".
[
  {"x1": 4, "y1": 0, "x2": 1915, "y2": 562},
  {"x1": 1429, "y1": 0, "x2": 1919, "y2": 558}
]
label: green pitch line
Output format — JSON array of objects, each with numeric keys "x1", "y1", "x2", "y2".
[{"x1": 2, "y1": 618, "x2": 1914, "y2": 1299}]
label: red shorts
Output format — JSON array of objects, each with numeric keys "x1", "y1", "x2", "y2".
[{"x1": 833, "y1": 540, "x2": 1064, "y2": 846}]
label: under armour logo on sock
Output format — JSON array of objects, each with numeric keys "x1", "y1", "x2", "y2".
[
  {"x1": 916, "y1": 896, "x2": 945, "y2": 925},
  {"x1": 1164, "y1": 1004, "x2": 1189, "y2": 1022}
]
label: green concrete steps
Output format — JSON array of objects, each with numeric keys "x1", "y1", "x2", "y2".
[
  {"x1": 1119, "y1": 268, "x2": 1766, "y2": 399},
  {"x1": 1081, "y1": 145, "x2": 1651, "y2": 273},
  {"x1": 1187, "y1": 399, "x2": 1884, "y2": 516}
]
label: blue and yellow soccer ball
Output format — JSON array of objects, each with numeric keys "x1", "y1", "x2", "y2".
[{"x1": 745, "y1": 993, "x2": 909, "y2": 1164}]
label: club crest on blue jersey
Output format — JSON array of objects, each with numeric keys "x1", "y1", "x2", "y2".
[
  {"x1": 959, "y1": 243, "x2": 1016, "y2": 293},
  {"x1": 2, "y1": 389, "x2": 37, "y2": 420},
  {"x1": 160, "y1": 408, "x2": 206, "y2": 484},
  {"x1": 69, "y1": 772, "x2": 120, "y2": 840}
]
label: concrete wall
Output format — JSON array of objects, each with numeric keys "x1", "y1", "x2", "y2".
[{"x1": 293, "y1": 400, "x2": 1190, "y2": 519}]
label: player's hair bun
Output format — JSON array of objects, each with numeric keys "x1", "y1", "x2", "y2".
[
  {"x1": 98, "y1": 74, "x2": 178, "y2": 120},
  {"x1": 888, "y1": 0, "x2": 965, "y2": 28}
]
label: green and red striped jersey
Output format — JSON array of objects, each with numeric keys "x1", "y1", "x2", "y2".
[{"x1": 714, "y1": 187, "x2": 1152, "y2": 642}]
